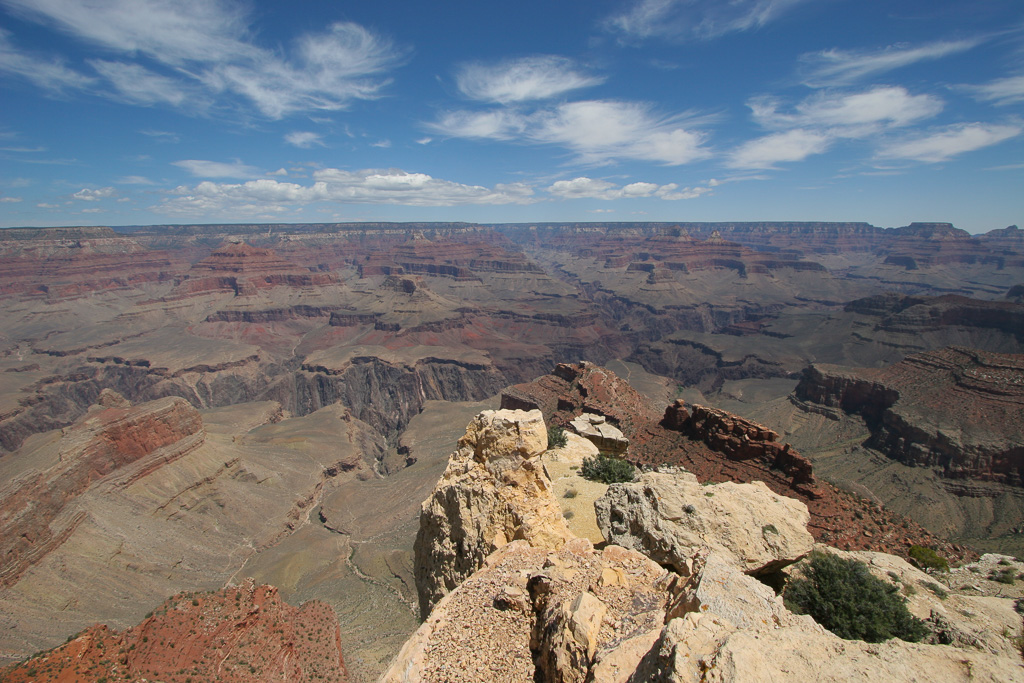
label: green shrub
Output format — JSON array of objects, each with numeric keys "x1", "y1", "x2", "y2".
[
  {"x1": 547, "y1": 426, "x2": 568, "y2": 449},
  {"x1": 924, "y1": 582, "x2": 949, "y2": 600},
  {"x1": 908, "y1": 545, "x2": 949, "y2": 573},
  {"x1": 784, "y1": 551, "x2": 929, "y2": 643},
  {"x1": 581, "y1": 455, "x2": 636, "y2": 484},
  {"x1": 563, "y1": 488, "x2": 578, "y2": 499}
]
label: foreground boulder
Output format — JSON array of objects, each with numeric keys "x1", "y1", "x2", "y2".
[
  {"x1": 413, "y1": 409, "x2": 573, "y2": 617},
  {"x1": 596, "y1": 470, "x2": 814, "y2": 576}
]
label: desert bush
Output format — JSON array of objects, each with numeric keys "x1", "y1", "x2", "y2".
[
  {"x1": 581, "y1": 455, "x2": 636, "y2": 484},
  {"x1": 563, "y1": 488, "x2": 578, "y2": 499},
  {"x1": 784, "y1": 551, "x2": 929, "y2": 643},
  {"x1": 547, "y1": 426, "x2": 568, "y2": 449},
  {"x1": 908, "y1": 545, "x2": 949, "y2": 573}
]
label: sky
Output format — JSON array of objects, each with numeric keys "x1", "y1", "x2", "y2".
[{"x1": 0, "y1": 0, "x2": 1022, "y2": 233}]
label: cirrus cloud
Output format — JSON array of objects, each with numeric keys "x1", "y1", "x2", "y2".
[
  {"x1": 877, "y1": 122, "x2": 1022, "y2": 163},
  {"x1": 547, "y1": 176, "x2": 716, "y2": 200},
  {"x1": 455, "y1": 55, "x2": 603, "y2": 104}
]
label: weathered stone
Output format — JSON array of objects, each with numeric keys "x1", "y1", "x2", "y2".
[
  {"x1": 413, "y1": 409, "x2": 572, "y2": 618},
  {"x1": 568, "y1": 413, "x2": 629, "y2": 455},
  {"x1": 595, "y1": 471, "x2": 814, "y2": 576}
]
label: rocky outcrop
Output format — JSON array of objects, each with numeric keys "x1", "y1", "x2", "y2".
[
  {"x1": 596, "y1": 471, "x2": 814, "y2": 577},
  {"x1": 662, "y1": 400, "x2": 817, "y2": 495},
  {"x1": 413, "y1": 409, "x2": 573, "y2": 617},
  {"x1": 170, "y1": 241, "x2": 334, "y2": 297},
  {"x1": 795, "y1": 347, "x2": 1024, "y2": 485},
  {"x1": 0, "y1": 394, "x2": 205, "y2": 587},
  {"x1": 568, "y1": 413, "x2": 629, "y2": 455},
  {"x1": 0, "y1": 579, "x2": 347, "y2": 682},
  {"x1": 390, "y1": 408, "x2": 1023, "y2": 683}
]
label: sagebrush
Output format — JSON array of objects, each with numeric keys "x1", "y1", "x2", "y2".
[
  {"x1": 581, "y1": 455, "x2": 636, "y2": 484},
  {"x1": 784, "y1": 551, "x2": 929, "y2": 643}
]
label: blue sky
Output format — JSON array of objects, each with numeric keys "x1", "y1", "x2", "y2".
[{"x1": 0, "y1": 0, "x2": 1022, "y2": 232}]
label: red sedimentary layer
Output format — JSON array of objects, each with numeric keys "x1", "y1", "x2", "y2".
[
  {"x1": 0, "y1": 579, "x2": 347, "y2": 683},
  {"x1": 356, "y1": 236, "x2": 544, "y2": 279},
  {"x1": 171, "y1": 242, "x2": 335, "y2": 296},
  {"x1": 0, "y1": 232, "x2": 176, "y2": 297},
  {"x1": 796, "y1": 346, "x2": 1024, "y2": 485},
  {"x1": 501, "y1": 362, "x2": 973, "y2": 562},
  {"x1": 0, "y1": 396, "x2": 205, "y2": 587}
]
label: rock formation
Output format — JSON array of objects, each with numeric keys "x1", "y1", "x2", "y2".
[
  {"x1": 386, "y1": 408, "x2": 1024, "y2": 683},
  {"x1": 0, "y1": 394, "x2": 205, "y2": 587},
  {"x1": 596, "y1": 470, "x2": 814, "y2": 577},
  {"x1": 0, "y1": 579, "x2": 347, "y2": 682},
  {"x1": 795, "y1": 346, "x2": 1024, "y2": 485},
  {"x1": 503, "y1": 362, "x2": 968, "y2": 562},
  {"x1": 413, "y1": 409, "x2": 573, "y2": 617}
]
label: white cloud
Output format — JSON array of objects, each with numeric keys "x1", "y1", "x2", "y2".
[
  {"x1": 605, "y1": 0, "x2": 810, "y2": 42},
  {"x1": 0, "y1": 196, "x2": 22, "y2": 203},
  {"x1": 750, "y1": 87, "x2": 943, "y2": 135},
  {"x1": 89, "y1": 60, "x2": 191, "y2": 106},
  {"x1": 728, "y1": 129, "x2": 831, "y2": 169},
  {"x1": 430, "y1": 100, "x2": 709, "y2": 166},
  {"x1": 116, "y1": 175, "x2": 154, "y2": 184},
  {"x1": 799, "y1": 39, "x2": 981, "y2": 87},
  {"x1": 966, "y1": 75, "x2": 1024, "y2": 106},
  {"x1": 153, "y1": 167, "x2": 537, "y2": 216},
  {"x1": 172, "y1": 159, "x2": 261, "y2": 178},
  {"x1": 371, "y1": 139, "x2": 392, "y2": 148},
  {"x1": 455, "y1": 56, "x2": 603, "y2": 103},
  {"x1": 284, "y1": 131, "x2": 325, "y2": 149},
  {"x1": 878, "y1": 123, "x2": 1022, "y2": 163},
  {"x1": 72, "y1": 186, "x2": 116, "y2": 201},
  {"x1": 140, "y1": 129, "x2": 180, "y2": 142},
  {"x1": 416, "y1": 137, "x2": 433, "y2": 145},
  {"x1": 546, "y1": 176, "x2": 714, "y2": 200},
  {"x1": 36, "y1": 202, "x2": 59, "y2": 208},
  {"x1": 268, "y1": 168, "x2": 288, "y2": 176},
  {"x1": 0, "y1": 27, "x2": 95, "y2": 92},
  {"x1": 1, "y1": 1, "x2": 404, "y2": 119}
]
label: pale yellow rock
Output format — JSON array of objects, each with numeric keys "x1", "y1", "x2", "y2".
[
  {"x1": 413, "y1": 409, "x2": 572, "y2": 617},
  {"x1": 596, "y1": 471, "x2": 813, "y2": 576}
]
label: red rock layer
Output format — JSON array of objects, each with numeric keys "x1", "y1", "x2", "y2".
[
  {"x1": 0, "y1": 396, "x2": 205, "y2": 587},
  {"x1": 356, "y1": 235, "x2": 544, "y2": 279},
  {"x1": 502, "y1": 362, "x2": 973, "y2": 563},
  {"x1": 0, "y1": 579, "x2": 347, "y2": 683},
  {"x1": 171, "y1": 241, "x2": 334, "y2": 296},
  {"x1": 0, "y1": 230, "x2": 176, "y2": 297},
  {"x1": 796, "y1": 346, "x2": 1024, "y2": 485}
]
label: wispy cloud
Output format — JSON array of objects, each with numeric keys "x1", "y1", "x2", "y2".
[
  {"x1": 878, "y1": 122, "x2": 1022, "y2": 163},
  {"x1": 0, "y1": 196, "x2": 22, "y2": 203},
  {"x1": 605, "y1": 0, "x2": 811, "y2": 42},
  {"x1": 798, "y1": 39, "x2": 981, "y2": 87},
  {"x1": 116, "y1": 175, "x2": 154, "y2": 184},
  {"x1": 0, "y1": 27, "x2": 95, "y2": 92},
  {"x1": 750, "y1": 87, "x2": 943, "y2": 134},
  {"x1": 965, "y1": 74, "x2": 1024, "y2": 106},
  {"x1": 546, "y1": 176, "x2": 716, "y2": 200},
  {"x1": 140, "y1": 129, "x2": 180, "y2": 143},
  {"x1": 89, "y1": 60, "x2": 192, "y2": 106},
  {"x1": 455, "y1": 56, "x2": 603, "y2": 104},
  {"x1": 0, "y1": 0, "x2": 405, "y2": 119},
  {"x1": 172, "y1": 159, "x2": 262, "y2": 178},
  {"x1": 430, "y1": 100, "x2": 710, "y2": 166},
  {"x1": 72, "y1": 186, "x2": 116, "y2": 201},
  {"x1": 728, "y1": 129, "x2": 831, "y2": 169},
  {"x1": 153, "y1": 167, "x2": 537, "y2": 216},
  {"x1": 284, "y1": 131, "x2": 325, "y2": 149},
  {"x1": 730, "y1": 86, "x2": 944, "y2": 168}
]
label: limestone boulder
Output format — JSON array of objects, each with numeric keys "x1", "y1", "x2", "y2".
[
  {"x1": 596, "y1": 471, "x2": 814, "y2": 576},
  {"x1": 413, "y1": 409, "x2": 572, "y2": 617},
  {"x1": 568, "y1": 413, "x2": 628, "y2": 455}
]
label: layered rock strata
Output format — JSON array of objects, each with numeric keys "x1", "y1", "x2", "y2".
[
  {"x1": 796, "y1": 346, "x2": 1024, "y2": 484},
  {"x1": 0, "y1": 394, "x2": 205, "y2": 587}
]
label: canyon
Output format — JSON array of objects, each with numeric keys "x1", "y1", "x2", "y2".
[{"x1": 0, "y1": 220, "x2": 1022, "y2": 680}]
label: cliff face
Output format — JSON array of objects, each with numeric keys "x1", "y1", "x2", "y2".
[
  {"x1": 0, "y1": 579, "x2": 347, "y2": 683},
  {"x1": 796, "y1": 347, "x2": 1024, "y2": 485},
  {"x1": 0, "y1": 394, "x2": 204, "y2": 587},
  {"x1": 388, "y1": 408, "x2": 1024, "y2": 683},
  {"x1": 413, "y1": 409, "x2": 573, "y2": 618}
]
